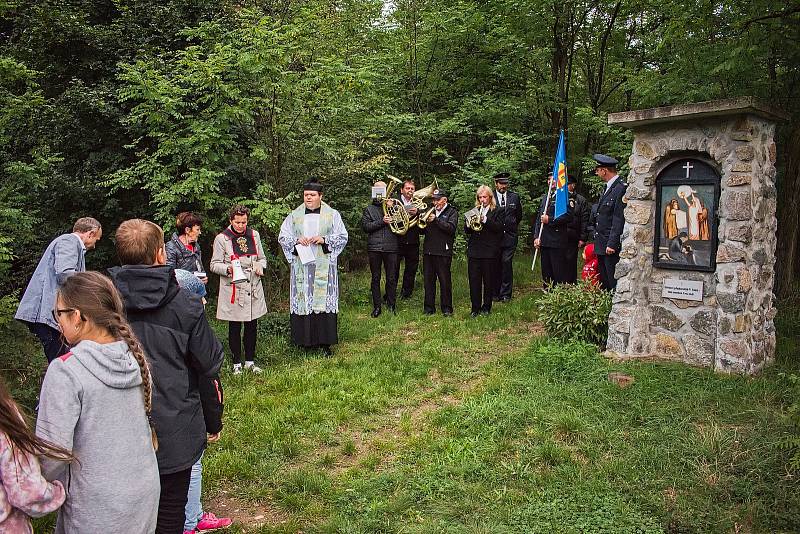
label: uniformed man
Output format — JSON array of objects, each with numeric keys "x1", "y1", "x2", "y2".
[
  {"x1": 532, "y1": 174, "x2": 573, "y2": 287},
  {"x1": 565, "y1": 180, "x2": 590, "y2": 283},
  {"x1": 492, "y1": 172, "x2": 523, "y2": 302},
  {"x1": 592, "y1": 154, "x2": 626, "y2": 290}
]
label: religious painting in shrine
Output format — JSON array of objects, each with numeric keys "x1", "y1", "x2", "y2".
[{"x1": 653, "y1": 158, "x2": 720, "y2": 271}]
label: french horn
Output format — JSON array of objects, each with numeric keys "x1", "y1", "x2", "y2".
[{"x1": 382, "y1": 175, "x2": 439, "y2": 235}]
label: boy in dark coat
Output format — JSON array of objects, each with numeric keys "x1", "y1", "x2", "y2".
[{"x1": 108, "y1": 218, "x2": 224, "y2": 534}]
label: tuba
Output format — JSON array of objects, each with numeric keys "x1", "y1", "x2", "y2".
[
  {"x1": 464, "y1": 208, "x2": 483, "y2": 232},
  {"x1": 382, "y1": 176, "x2": 439, "y2": 235}
]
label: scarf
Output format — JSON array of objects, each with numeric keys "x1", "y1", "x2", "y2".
[
  {"x1": 291, "y1": 202, "x2": 334, "y2": 313},
  {"x1": 222, "y1": 226, "x2": 257, "y2": 257}
]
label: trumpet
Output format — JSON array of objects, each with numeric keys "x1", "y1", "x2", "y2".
[{"x1": 464, "y1": 208, "x2": 483, "y2": 231}]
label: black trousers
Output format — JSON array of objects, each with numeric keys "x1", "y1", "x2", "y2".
[
  {"x1": 423, "y1": 254, "x2": 453, "y2": 314},
  {"x1": 157, "y1": 467, "x2": 192, "y2": 534},
  {"x1": 564, "y1": 242, "x2": 580, "y2": 284},
  {"x1": 598, "y1": 253, "x2": 621, "y2": 291},
  {"x1": 24, "y1": 321, "x2": 69, "y2": 363},
  {"x1": 468, "y1": 257, "x2": 496, "y2": 313},
  {"x1": 369, "y1": 251, "x2": 398, "y2": 308},
  {"x1": 494, "y1": 246, "x2": 516, "y2": 300},
  {"x1": 395, "y1": 243, "x2": 420, "y2": 298},
  {"x1": 228, "y1": 319, "x2": 257, "y2": 364},
  {"x1": 540, "y1": 247, "x2": 570, "y2": 287}
]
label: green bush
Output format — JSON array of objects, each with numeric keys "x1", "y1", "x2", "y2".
[{"x1": 533, "y1": 281, "x2": 612, "y2": 345}]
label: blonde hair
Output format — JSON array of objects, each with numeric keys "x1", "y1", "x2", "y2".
[
  {"x1": 475, "y1": 185, "x2": 497, "y2": 210},
  {"x1": 116, "y1": 219, "x2": 164, "y2": 266},
  {"x1": 57, "y1": 272, "x2": 158, "y2": 450}
]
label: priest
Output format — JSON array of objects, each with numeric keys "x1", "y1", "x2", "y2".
[{"x1": 278, "y1": 180, "x2": 349, "y2": 355}]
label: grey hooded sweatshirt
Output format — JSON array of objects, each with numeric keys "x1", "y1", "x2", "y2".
[{"x1": 36, "y1": 340, "x2": 160, "y2": 534}]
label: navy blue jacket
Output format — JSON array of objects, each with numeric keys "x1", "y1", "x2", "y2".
[
  {"x1": 493, "y1": 190, "x2": 523, "y2": 247},
  {"x1": 593, "y1": 177, "x2": 627, "y2": 255}
]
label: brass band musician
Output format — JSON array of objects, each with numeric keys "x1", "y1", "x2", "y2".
[{"x1": 465, "y1": 185, "x2": 503, "y2": 317}]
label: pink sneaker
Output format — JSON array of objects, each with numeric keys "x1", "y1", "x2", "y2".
[{"x1": 196, "y1": 512, "x2": 232, "y2": 532}]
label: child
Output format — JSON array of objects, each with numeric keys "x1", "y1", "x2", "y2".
[
  {"x1": 0, "y1": 377, "x2": 67, "y2": 533},
  {"x1": 36, "y1": 271, "x2": 160, "y2": 533},
  {"x1": 109, "y1": 219, "x2": 224, "y2": 533},
  {"x1": 581, "y1": 243, "x2": 600, "y2": 287},
  {"x1": 173, "y1": 266, "x2": 231, "y2": 534}
]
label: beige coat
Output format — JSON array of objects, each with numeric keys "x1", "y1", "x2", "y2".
[{"x1": 210, "y1": 228, "x2": 268, "y2": 322}]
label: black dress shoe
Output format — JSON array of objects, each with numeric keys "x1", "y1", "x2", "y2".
[
  {"x1": 500, "y1": 296, "x2": 511, "y2": 302},
  {"x1": 371, "y1": 308, "x2": 382, "y2": 318},
  {"x1": 443, "y1": 311, "x2": 453, "y2": 317},
  {"x1": 470, "y1": 311, "x2": 479, "y2": 318},
  {"x1": 388, "y1": 304, "x2": 396, "y2": 314},
  {"x1": 400, "y1": 293, "x2": 411, "y2": 300},
  {"x1": 423, "y1": 310, "x2": 435, "y2": 315}
]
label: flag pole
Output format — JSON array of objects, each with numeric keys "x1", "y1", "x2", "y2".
[
  {"x1": 532, "y1": 128, "x2": 565, "y2": 272},
  {"x1": 531, "y1": 177, "x2": 555, "y2": 271}
]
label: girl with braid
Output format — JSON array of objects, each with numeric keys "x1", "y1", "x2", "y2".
[{"x1": 36, "y1": 271, "x2": 160, "y2": 534}]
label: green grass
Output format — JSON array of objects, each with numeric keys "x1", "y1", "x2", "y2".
[{"x1": 4, "y1": 255, "x2": 800, "y2": 532}]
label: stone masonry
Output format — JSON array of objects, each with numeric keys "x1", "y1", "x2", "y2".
[{"x1": 606, "y1": 98, "x2": 785, "y2": 374}]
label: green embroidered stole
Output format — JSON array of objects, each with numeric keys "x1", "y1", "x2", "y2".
[{"x1": 291, "y1": 202, "x2": 334, "y2": 314}]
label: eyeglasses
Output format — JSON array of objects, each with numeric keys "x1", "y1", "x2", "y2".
[{"x1": 52, "y1": 308, "x2": 76, "y2": 322}]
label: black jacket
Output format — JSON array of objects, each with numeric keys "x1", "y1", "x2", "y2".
[
  {"x1": 465, "y1": 207, "x2": 503, "y2": 259},
  {"x1": 361, "y1": 201, "x2": 399, "y2": 253},
  {"x1": 108, "y1": 264, "x2": 224, "y2": 474},
  {"x1": 593, "y1": 177, "x2": 627, "y2": 255},
  {"x1": 567, "y1": 191, "x2": 591, "y2": 244},
  {"x1": 493, "y1": 190, "x2": 523, "y2": 247},
  {"x1": 165, "y1": 233, "x2": 203, "y2": 273},
  {"x1": 421, "y1": 204, "x2": 458, "y2": 256},
  {"x1": 532, "y1": 192, "x2": 573, "y2": 248},
  {"x1": 199, "y1": 375, "x2": 223, "y2": 435}
]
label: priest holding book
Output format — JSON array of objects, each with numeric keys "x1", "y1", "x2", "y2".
[{"x1": 278, "y1": 180, "x2": 349, "y2": 356}]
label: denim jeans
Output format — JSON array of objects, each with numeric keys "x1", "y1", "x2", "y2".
[{"x1": 184, "y1": 455, "x2": 204, "y2": 531}]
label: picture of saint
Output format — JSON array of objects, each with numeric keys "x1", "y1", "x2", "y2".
[
  {"x1": 668, "y1": 232, "x2": 695, "y2": 265},
  {"x1": 677, "y1": 185, "x2": 710, "y2": 241},
  {"x1": 654, "y1": 158, "x2": 718, "y2": 272},
  {"x1": 663, "y1": 198, "x2": 687, "y2": 240}
]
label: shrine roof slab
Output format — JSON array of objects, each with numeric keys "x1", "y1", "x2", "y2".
[{"x1": 608, "y1": 97, "x2": 788, "y2": 129}]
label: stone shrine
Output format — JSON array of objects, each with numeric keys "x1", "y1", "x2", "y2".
[{"x1": 605, "y1": 98, "x2": 786, "y2": 374}]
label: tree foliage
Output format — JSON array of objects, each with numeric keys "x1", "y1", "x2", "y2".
[{"x1": 1, "y1": 0, "x2": 799, "y2": 314}]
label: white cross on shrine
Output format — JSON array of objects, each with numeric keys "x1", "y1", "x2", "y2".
[{"x1": 682, "y1": 161, "x2": 693, "y2": 179}]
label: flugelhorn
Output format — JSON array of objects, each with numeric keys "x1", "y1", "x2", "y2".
[{"x1": 464, "y1": 208, "x2": 483, "y2": 231}]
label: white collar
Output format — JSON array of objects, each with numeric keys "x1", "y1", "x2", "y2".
[
  {"x1": 605, "y1": 175, "x2": 619, "y2": 191},
  {"x1": 436, "y1": 203, "x2": 448, "y2": 213},
  {"x1": 402, "y1": 195, "x2": 413, "y2": 205}
]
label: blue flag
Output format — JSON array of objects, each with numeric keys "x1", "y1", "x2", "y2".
[{"x1": 552, "y1": 130, "x2": 568, "y2": 219}]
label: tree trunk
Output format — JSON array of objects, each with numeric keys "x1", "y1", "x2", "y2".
[{"x1": 776, "y1": 124, "x2": 800, "y2": 298}]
